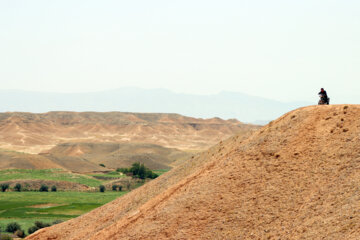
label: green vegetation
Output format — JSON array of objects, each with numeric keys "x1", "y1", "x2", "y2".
[
  {"x1": 39, "y1": 185, "x2": 49, "y2": 192},
  {"x1": 15, "y1": 229, "x2": 25, "y2": 238},
  {"x1": 0, "y1": 167, "x2": 163, "y2": 236},
  {"x1": 5, "y1": 222, "x2": 21, "y2": 233},
  {"x1": 99, "y1": 185, "x2": 105, "y2": 192},
  {"x1": 112, "y1": 185, "x2": 122, "y2": 191},
  {"x1": 0, "y1": 184, "x2": 9, "y2": 192},
  {"x1": 28, "y1": 221, "x2": 54, "y2": 234},
  {"x1": 0, "y1": 191, "x2": 127, "y2": 234},
  {"x1": 0, "y1": 169, "x2": 102, "y2": 187},
  {"x1": 117, "y1": 162, "x2": 159, "y2": 179},
  {"x1": 89, "y1": 171, "x2": 125, "y2": 180},
  {"x1": 153, "y1": 169, "x2": 170, "y2": 176},
  {"x1": 14, "y1": 183, "x2": 21, "y2": 192}
]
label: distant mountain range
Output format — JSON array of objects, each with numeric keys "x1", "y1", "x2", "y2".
[{"x1": 0, "y1": 88, "x2": 312, "y2": 123}]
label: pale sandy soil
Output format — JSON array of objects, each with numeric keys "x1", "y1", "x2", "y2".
[
  {"x1": 0, "y1": 112, "x2": 256, "y2": 154},
  {"x1": 27, "y1": 105, "x2": 360, "y2": 240}
]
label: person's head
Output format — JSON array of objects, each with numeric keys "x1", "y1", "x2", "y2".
[{"x1": 321, "y1": 88, "x2": 324, "y2": 92}]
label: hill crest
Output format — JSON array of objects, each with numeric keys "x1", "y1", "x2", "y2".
[{"x1": 27, "y1": 105, "x2": 360, "y2": 239}]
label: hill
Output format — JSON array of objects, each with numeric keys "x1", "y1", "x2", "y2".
[
  {"x1": 0, "y1": 88, "x2": 311, "y2": 123},
  {"x1": 45, "y1": 142, "x2": 191, "y2": 170},
  {"x1": 27, "y1": 105, "x2": 360, "y2": 239},
  {"x1": 0, "y1": 111, "x2": 255, "y2": 154},
  {"x1": 0, "y1": 149, "x2": 63, "y2": 170},
  {"x1": 0, "y1": 111, "x2": 257, "y2": 172}
]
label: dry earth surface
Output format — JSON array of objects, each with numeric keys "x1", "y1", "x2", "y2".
[
  {"x1": 0, "y1": 112, "x2": 257, "y2": 172},
  {"x1": 0, "y1": 112, "x2": 254, "y2": 153},
  {"x1": 27, "y1": 105, "x2": 360, "y2": 239}
]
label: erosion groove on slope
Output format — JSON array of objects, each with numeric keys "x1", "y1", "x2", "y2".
[
  {"x1": 27, "y1": 105, "x2": 360, "y2": 240},
  {"x1": 0, "y1": 111, "x2": 256, "y2": 154}
]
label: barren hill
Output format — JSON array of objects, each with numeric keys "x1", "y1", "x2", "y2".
[
  {"x1": 45, "y1": 142, "x2": 191, "y2": 171},
  {"x1": 0, "y1": 111, "x2": 254, "y2": 154},
  {"x1": 27, "y1": 105, "x2": 360, "y2": 239},
  {"x1": 0, "y1": 149, "x2": 64, "y2": 170}
]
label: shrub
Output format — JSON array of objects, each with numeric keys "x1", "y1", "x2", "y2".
[
  {"x1": 14, "y1": 183, "x2": 22, "y2": 192},
  {"x1": 6, "y1": 222, "x2": 21, "y2": 233},
  {"x1": 128, "y1": 162, "x2": 158, "y2": 179},
  {"x1": 15, "y1": 229, "x2": 25, "y2": 238},
  {"x1": 118, "y1": 185, "x2": 122, "y2": 191},
  {"x1": 0, "y1": 184, "x2": 9, "y2": 192},
  {"x1": 34, "y1": 221, "x2": 50, "y2": 229},
  {"x1": 52, "y1": 219, "x2": 63, "y2": 225},
  {"x1": 99, "y1": 185, "x2": 105, "y2": 192},
  {"x1": 112, "y1": 185, "x2": 118, "y2": 191},
  {"x1": 116, "y1": 168, "x2": 129, "y2": 174},
  {"x1": 27, "y1": 226, "x2": 39, "y2": 234},
  {"x1": 39, "y1": 185, "x2": 48, "y2": 192},
  {"x1": 51, "y1": 185, "x2": 57, "y2": 192},
  {"x1": 28, "y1": 221, "x2": 51, "y2": 235},
  {"x1": 99, "y1": 163, "x2": 105, "y2": 167},
  {"x1": 146, "y1": 169, "x2": 158, "y2": 179}
]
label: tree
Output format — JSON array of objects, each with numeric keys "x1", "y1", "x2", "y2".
[
  {"x1": 130, "y1": 162, "x2": 141, "y2": 176},
  {"x1": 0, "y1": 184, "x2": 9, "y2": 192},
  {"x1": 39, "y1": 185, "x2": 48, "y2": 192},
  {"x1": 138, "y1": 163, "x2": 146, "y2": 179},
  {"x1": 99, "y1": 163, "x2": 106, "y2": 167},
  {"x1": 99, "y1": 185, "x2": 105, "y2": 192},
  {"x1": 51, "y1": 185, "x2": 57, "y2": 192},
  {"x1": 14, "y1": 183, "x2": 22, "y2": 192},
  {"x1": 118, "y1": 185, "x2": 122, "y2": 191},
  {"x1": 6, "y1": 222, "x2": 21, "y2": 233},
  {"x1": 112, "y1": 185, "x2": 118, "y2": 191}
]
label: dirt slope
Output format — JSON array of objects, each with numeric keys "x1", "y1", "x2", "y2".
[
  {"x1": 0, "y1": 149, "x2": 64, "y2": 170},
  {"x1": 0, "y1": 112, "x2": 256, "y2": 154},
  {"x1": 27, "y1": 105, "x2": 360, "y2": 240},
  {"x1": 45, "y1": 142, "x2": 192, "y2": 170}
]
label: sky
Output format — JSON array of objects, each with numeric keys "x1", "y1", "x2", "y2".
[{"x1": 0, "y1": 0, "x2": 359, "y2": 103}]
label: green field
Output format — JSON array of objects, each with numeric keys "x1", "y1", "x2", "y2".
[
  {"x1": 0, "y1": 191, "x2": 127, "y2": 235},
  {"x1": 89, "y1": 171, "x2": 126, "y2": 180},
  {"x1": 0, "y1": 168, "x2": 162, "y2": 236},
  {"x1": 0, "y1": 169, "x2": 103, "y2": 187},
  {"x1": 153, "y1": 169, "x2": 170, "y2": 176}
]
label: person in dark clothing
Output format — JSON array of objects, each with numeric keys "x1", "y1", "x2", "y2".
[{"x1": 318, "y1": 88, "x2": 329, "y2": 105}]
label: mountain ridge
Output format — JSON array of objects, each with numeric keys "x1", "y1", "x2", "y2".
[{"x1": 0, "y1": 88, "x2": 311, "y2": 123}]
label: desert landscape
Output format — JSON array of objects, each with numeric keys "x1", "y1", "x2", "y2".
[
  {"x1": 1, "y1": 1, "x2": 358, "y2": 239},
  {"x1": 26, "y1": 105, "x2": 360, "y2": 239},
  {"x1": 0, "y1": 111, "x2": 257, "y2": 172},
  {"x1": 0, "y1": 111, "x2": 258, "y2": 237}
]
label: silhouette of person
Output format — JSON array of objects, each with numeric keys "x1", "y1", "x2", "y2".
[{"x1": 318, "y1": 88, "x2": 329, "y2": 105}]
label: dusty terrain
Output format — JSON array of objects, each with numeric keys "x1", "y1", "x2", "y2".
[
  {"x1": 0, "y1": 112, "x2": 257, "y2": 172},
  {"x1": 0, "y1": 149, "x2": 64, "y2": 170},
  {"x1": 27, "y1": 105, "x2": 360, "y2": 239},
  {"x1": 45, "y1": 142, "x2": 192, "y2": 170},
  {"x1": 0, "y1": 111, "x2": 254, "y2": 154}
]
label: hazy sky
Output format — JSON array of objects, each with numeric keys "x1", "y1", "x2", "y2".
[{"x1": 0, "y1": 0, "x2": 359, "y2": 103}]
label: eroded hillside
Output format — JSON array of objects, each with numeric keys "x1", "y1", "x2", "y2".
[
  {"x1": 0, "y1": 112, "x2": 255, "y2": 154},
  {"x1": 27, "y1": 105, "x2": 360, "y2": 239},
  {"x1": 0, "y1": 112, "x2": 257, "y2": 172}
]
